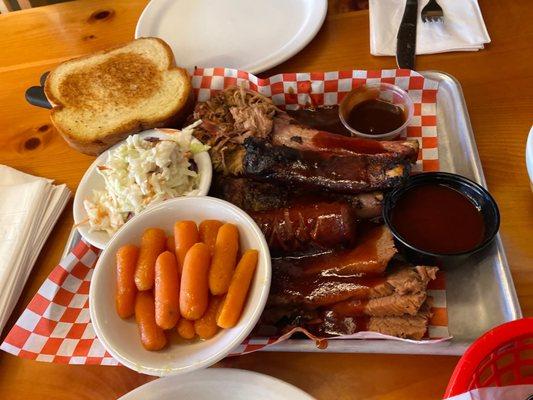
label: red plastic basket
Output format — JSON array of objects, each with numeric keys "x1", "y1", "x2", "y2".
[{"x1": 444, "y1": 318, "x2": 533, "y2": 398}]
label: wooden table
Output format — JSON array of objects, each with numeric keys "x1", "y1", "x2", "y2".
[{"x1": 0, "y1": 0, "x2": 531, "y2": 398}]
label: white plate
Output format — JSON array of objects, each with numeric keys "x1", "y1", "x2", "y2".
[
  {"x1": 90, "y1": 197, "x2": 271, "y2": 376},
  {"x1": 119, "y1": 368, "x2": 315, "y2": 400},
  {"x1": 73, "y1": 129, "x2": 212, "y2": 249},
  {"x1": 135, "y1": 0, "x2": 327, "y2": 74},
  {"x1": 527, "y1": 125, "x2": 533, "y2": 192}
]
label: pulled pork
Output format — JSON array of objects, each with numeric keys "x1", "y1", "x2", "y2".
[{"x1": 193, "y1": 86, "x2": 277, "y2": 174}]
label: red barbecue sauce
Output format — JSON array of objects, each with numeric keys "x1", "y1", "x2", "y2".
[
  {"x1": 390, "y1": 184, "x2": 485, "y2": 254},
  {"x1": 347, "y1": 99, "x2": 406, "y2": 135},
  {"x1": 312, "y1": 131, "x2": 386, "y2": 154},
  {"x1": 287, "y1": 106, "x2": 398, "y2": 154}
]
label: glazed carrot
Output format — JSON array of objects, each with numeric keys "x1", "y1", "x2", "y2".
[
  {"x1": 176, "y1": 318, "x2": 196, "y2": 340},
  {"x1": 155, "y1": 251, "x2": 180, "y2": 330},
  {"x1": 135, "y1": 291, "x2": 167, "y2": 351},
  {"x1": 174, "y1": 221, "x2": 199, "y2": 273},
  {"x1": 180, "y1": 242, "x2": 210, "y2": 320},
  {"x1": 217, "y1": 250, "x2": 258, "y2": 329},
  {"x1": 208, "y1": 223, "x2": 239, "y2": 295},
  {"x1": 166, "y1": 235, "x2": 175, "y2": 254},
  {"x1": 194, "y1": 296, "x2": 223, "y2": 339},
  {"x1": 115, "y1": 244, "x2": 139, "y2": 319},
  {"x1": 134, "y1": 228, "x2": 166, "y2": 291},
  {"x1": 199, "y1": 220, "x2": 223, "y2": 255}
]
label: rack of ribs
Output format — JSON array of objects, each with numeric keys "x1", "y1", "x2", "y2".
[
  {"x1": 192, "y1": 86, "x2": 419, "y2": 193},
  {"x1": 242, "y1": 137, "x2": 411, "y2": 194},
  {"x1": 213, "y1": 176, "x2": 384, "y2": 219}
]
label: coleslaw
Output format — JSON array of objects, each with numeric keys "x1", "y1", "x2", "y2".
[{"x1": 84, "y1": 122, "x2": 209, "y2": 235}]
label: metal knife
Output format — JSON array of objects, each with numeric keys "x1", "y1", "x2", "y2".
[{"x1": 396, "y1": 0, "x2": 418, "y2": 70}]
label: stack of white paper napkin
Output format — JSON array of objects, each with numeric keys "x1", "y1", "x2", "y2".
[
  {"x1": 0, "y1": 165, "x2": 70, "y2": 334},
  {"x1": 369, "y1": 0, "x2": 491, "y2": 56}
]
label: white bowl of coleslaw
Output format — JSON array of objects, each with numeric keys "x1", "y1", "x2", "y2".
[{"x1": 73, "y1": 125, "x2": 212, "y2": 249}]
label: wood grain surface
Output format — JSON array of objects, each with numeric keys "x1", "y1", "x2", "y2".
[{"x1": 0, "y1": 0, "x2": 531, "y2": 398}]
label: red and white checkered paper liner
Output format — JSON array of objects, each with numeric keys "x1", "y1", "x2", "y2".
[
  {"x1": 192, "y1": 68, "x2": 440, "y2": 172},
  {"x1": 1, "y1": 69, "x2": 447, "y2": 365}
]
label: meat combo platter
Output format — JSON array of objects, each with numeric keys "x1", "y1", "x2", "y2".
[
  {"x1": 258, "y1": 71, "x2": 522, "y2": 355},
  {"x1": 191, "y1": 71, "x2": 442, "y2": 347},
  {"x1": 187, "y1": 68, "x2": 518, "y2": 355},
  {"x1": 3, "y1": 39, "x2": 521, "y2": 365}
]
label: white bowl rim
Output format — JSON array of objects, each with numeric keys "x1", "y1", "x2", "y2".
[
  {"x1": 89, "y1": 196, "x2": 271, "y2": 376},
  {"x1": 73, "y1": 129, "x2": 212, "y2": 250}
]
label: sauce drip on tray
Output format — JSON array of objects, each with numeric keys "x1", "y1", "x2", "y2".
[{"x1": 390, "y1": 184, "x2": 485, "y2": 254}]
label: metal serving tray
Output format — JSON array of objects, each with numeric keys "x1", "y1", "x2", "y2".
[
  {"x1": 63, "y1": 71, "x2": 521, "y2": 356},
  {"x1": 262, "y1": 71, "x2": 522, "y2": 356}
]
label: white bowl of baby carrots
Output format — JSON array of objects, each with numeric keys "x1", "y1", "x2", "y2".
[{"x1": 89, "y1": 196, "x2": 271, "y2": 376}]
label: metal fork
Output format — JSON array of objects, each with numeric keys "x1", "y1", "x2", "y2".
[{"x1": 421, "y1": 0, "x2": 444, "y2": 23}]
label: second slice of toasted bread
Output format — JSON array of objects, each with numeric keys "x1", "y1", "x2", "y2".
[{"x1": 45, "y1": 37, "x2": 192, "y2": 155}]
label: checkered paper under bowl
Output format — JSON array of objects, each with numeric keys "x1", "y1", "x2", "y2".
[{"x1": 1, "y1": 69, "x2": 446, "y2": 365}]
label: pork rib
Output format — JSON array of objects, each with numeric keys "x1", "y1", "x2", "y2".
[
  {"x1": 214, "y1": 176, "x2": 384, "y2": 218},
  {"x1": 242, "y1": 138, "x2": 411, "y2": 194},
  {"x1": 272, "y1": 115, "x2": 419, "y2": 162},
  {"x1": 192, "y1": 86, "x2": 419, "y2": 163}
]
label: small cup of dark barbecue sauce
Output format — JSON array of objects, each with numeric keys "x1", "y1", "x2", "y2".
[
  {"x1": 339, "y1": 83, "x2": 414, "y2": 140},
  {"x1": 383, "y1": 172, "x2": 500, "y2": 266}
]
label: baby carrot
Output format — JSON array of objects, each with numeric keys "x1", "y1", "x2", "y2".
[
  {"x1": 199, "y1": 220, "x2": 223, "y2": 255},
  {"x1": 194, "y1": 296, "x2": 223, "y2": 339},
  {"x1": 166, "y1": 235, "x2": 175, "y2": 254},
  {"x1": 134, "y1": 228, "x2": 166, "y2": 291},
  {"x1": 174, "y1": 221, "x2": 199, "y2": 273},
  {"x1": 115, "y1": 244, "x2": 139, "y2": 319},
  {"x1": 155, "y1": 251, "x2": 180, "y2": 330},
  {"x1": 135, "y1": 291, "x2": 167, "y2": 351},
  {"x1": 217, "y1": 249, "x2": 258, "y2": 329},
  {"x1": 208, "y1": 223, "x2": 239, "y2": 295},
  {"x1": 176, "y1": 318, "x2": 196, "y2": 340},
  {"x1": 180, "y1": 242, "x2": 210, "y2": 320}
]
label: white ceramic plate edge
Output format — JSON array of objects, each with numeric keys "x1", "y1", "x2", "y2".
[
  {"x1": 118, "y1": 368, "x2": 315, "y2": 400},
  {"x1": 526, "y1": 125, "x2": 533, "y2": 191},
  {"x1": 134, "y1": 0, "x2": 327, "y2": 74}
]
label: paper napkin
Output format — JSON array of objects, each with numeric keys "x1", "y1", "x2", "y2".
[
  {"x1": 0, "y1": 165, "x2": 70, "y2": 334},
  {"x1": 369, "y1": 0, "x2": 491, "y2": 56}
]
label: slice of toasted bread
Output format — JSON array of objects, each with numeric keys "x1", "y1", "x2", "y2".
[{"x1": 45, "y1": 37, "x2": 192, "y2": 155}]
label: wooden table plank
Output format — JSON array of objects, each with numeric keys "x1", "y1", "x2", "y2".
[{"x1": 0, "y1": 0, "x2": 531, "y2": 398}]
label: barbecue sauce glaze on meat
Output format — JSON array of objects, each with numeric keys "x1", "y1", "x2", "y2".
[
  {"x1": 390, "y1": 184, "x2": 485, "y2": 254},
  {"x1": 287, "y1": 106, "x2": 400, "y2": 154},
  {"x1": 250, "y1": 202, "x2": 357, "y2": 255}
]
